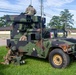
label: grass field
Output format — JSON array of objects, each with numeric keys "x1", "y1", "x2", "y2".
[{"x1": 0, "y1": 46, "x2": 76, "y2": 75}]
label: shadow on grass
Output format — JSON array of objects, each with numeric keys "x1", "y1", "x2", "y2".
[
  {"x1": 65, "y1": 57, "x2": 76, "y2": 69},
  {"x1": 25, "y1": 56, "x2": 48, "y2": 63},
  {"x1": 25, "y1": 55, "x2": 76, "y2": 70},
  {"x1": 0, "y1": 64, "x2": 10, "y2": 75}
]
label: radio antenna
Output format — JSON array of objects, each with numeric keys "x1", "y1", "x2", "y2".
[
  {"x1": 40, "y1": 0, "x2": 43, "y2": 50},
  {"x1": 30, "y1": 0, "x2": 32, "y2": 5},
  {"x1": 41, "y1": 0, "x2": 43, "y2": 17}
]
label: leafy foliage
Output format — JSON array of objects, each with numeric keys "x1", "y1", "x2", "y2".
[
  {"x1": 60, "y1": 9, "x2": 74, "y2": 29},
  {"x1": 0, "y1": 16, "x2": 12, "y2": 27},
  {"x1": 0, "y1": 17, "x2": 5, "y2": 27},
  {"x1": 48, "y1": 9, "x2": 74, "y2": 29},
  {"x1": 48, "y1": 16, "x2": 62, "y2": 29}
]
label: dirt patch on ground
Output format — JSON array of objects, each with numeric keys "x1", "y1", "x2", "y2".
[
  {"x1": 0, "y1": 34, "x2": 10, "y2": 46},
  {"x1": 0, "y1": 38, "x2": 6, "y2": 46},
  {"x1": 68, "y1": 35, "x2": 76, "y2": 38}
]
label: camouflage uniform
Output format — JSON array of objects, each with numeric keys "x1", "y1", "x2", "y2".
[
  {"x1": 19, "y1": 34, "x2": 27, "y2": 41},
  {"x1": 1, "y1": 49, "x2": 12, "y2": 65},
  {"x1": 25, "y1": 5, "x2": 36, "y2": 16}
]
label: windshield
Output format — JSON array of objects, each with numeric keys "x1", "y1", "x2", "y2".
[
  {"x1": 50, "y1": 30, "x2": 67, "y2": 38},
  {"x1": 41, "y1": 29, "x2": 67, "y2": 39}
]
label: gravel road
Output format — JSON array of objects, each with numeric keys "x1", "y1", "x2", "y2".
[
  {"x1": 0, "y1": 38, "x2": 7, "y2": 46},
  {"x1": 0, "y1": 35, "x2": 10, "y2": 46}
]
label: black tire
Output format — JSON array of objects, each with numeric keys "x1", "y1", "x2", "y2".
[{"x1": 49, "y1": 49, "x2": 70, "y2": 69}]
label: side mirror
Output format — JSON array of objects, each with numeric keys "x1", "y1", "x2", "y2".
[{"x1": 50, "y1": 32, "x2": 51, "y2": 39}]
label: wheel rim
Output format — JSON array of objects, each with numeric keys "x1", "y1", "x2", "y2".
[{"x1": 53, "y1": 54, "x2": 63, "y2": 66}]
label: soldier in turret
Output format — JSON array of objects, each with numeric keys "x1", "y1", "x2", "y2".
[{"x1": 25, "y1": 5, "x2": 36, "y2": 16}]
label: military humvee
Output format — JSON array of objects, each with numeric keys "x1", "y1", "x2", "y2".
[{"x1": 4, "y1": 13, "x2": 76, "y2": 68}]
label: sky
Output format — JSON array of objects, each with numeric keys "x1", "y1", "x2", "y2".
[{"x1": 0, "y1": 0, "x2": 76, "y2": 27}]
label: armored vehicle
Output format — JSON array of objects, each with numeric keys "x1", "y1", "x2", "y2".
[{"x1": 4, "y1": 13, "x2": 76, "y2": 68}]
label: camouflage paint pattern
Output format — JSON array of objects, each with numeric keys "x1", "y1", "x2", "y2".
[{"x1": 5, "y1": 13, "x2": 76, "y2": 59}]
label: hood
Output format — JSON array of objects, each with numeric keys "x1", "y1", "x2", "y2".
[
  {"x1": 51, "y1": 38, "x2": 76, "y2": 47},
  {"x1": 62, "y1": 38, "x2": 76, "y2": 44},
  {"x1": 51, "y1": 38, "x2": 76, "y2": 52}
]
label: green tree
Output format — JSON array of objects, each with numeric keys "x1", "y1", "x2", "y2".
[
  {"x1": 48, "y1": 16, "x2": 62, "y2": 29},
  {"x1": 60, "y1": 9, "x2": 74, "y2": 30},
  {"x1": 0, "y1": 16, "x2": 12, "y2": 27},
  {"x1": 48, "y1": 9, "x2": 74, "y2": 30},
  {"x1": 0, "y1": 17, "x2": 4, "y2": 27}
]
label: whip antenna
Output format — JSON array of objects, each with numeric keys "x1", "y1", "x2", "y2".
[
  {"x1": 41, "y1": 0, "x2": 43, "y2": 17},
  {"x1": 30, "y1": 0, "x2": 32, "y2": 5},
  {"x1": 40, "y1": 0, "x2": 43, "y2": 50}
]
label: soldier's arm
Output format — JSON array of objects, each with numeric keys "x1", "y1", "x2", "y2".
[
  {"x1": 34, "y1": 9, "x2": 36, "y2": 14},
  {"x1": 25, "y1": 8, "x2": 28, "y2": 14}
]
